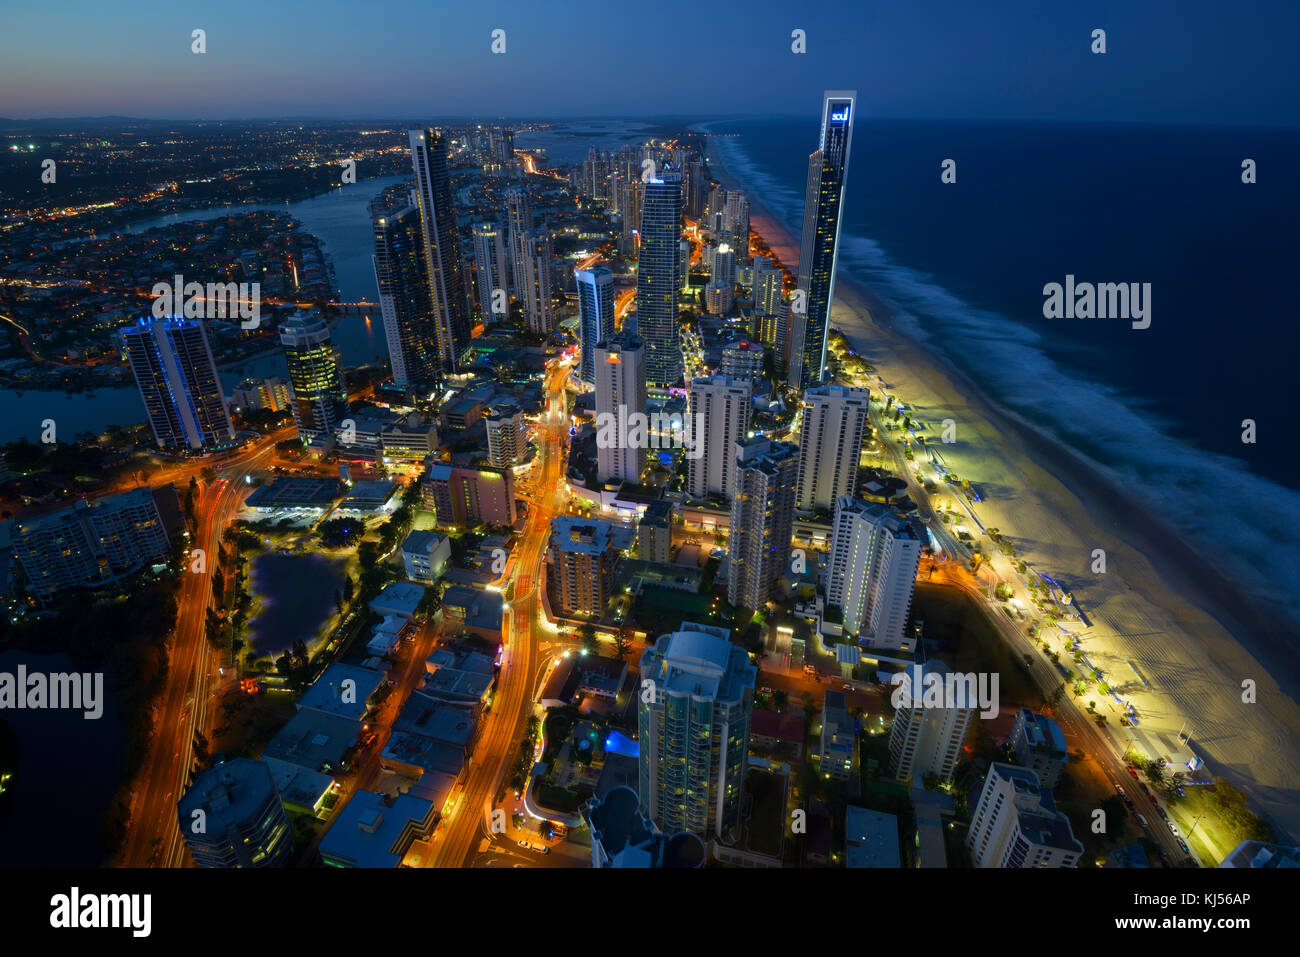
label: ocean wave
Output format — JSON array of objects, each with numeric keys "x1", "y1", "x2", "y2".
[{"x1": 708, "y1": 122, "x2": 1300, "y2": 625}]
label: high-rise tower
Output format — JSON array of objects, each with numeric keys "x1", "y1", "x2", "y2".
[
  {"x1": 372, "y1": 194, "x2": 438, "y2": 388},
  {"x1": 279, "y1": 313, "x2": 348, "y2": 444},
  {"x1": 635, "y1": 173, "x2": 683, "y2": 387},
  {"x1": 575, "y1": 264, "x2": 616, "y2": 387},
  {"x1": 119, "y1": 316, "x2": 234, "y2": 451},
  {"x1": 788, "y1": 92, "x2": 856, "y2": 389},
  {"x1": 409, "y1": 128, "x2": 470, "y2": 373}
]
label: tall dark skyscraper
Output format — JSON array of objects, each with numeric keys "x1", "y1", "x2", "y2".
[
  {"x1": 409, "y1": 128, "x2": 470, "y2": 374},
  {"x1": 372, "y1": 192, "x2": 438, "y2": 388},
  {"x1": 635, "y1": 172, "x2": 683, "y2": 387},
  {"x1": 119, "y1": 316, "x2": 234, "y2": 451},
  {"x1": 788, "y1": 91, "x2": 856, "y2": 390}
]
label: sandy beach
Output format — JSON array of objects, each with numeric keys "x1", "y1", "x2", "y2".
[{"x1": 699, "y1": 128, "x2": 1300, "y2": 842}]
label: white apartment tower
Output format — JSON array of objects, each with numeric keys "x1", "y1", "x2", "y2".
[
  {"x1": 593, "y1": 333, "x2": 648, "y2": 485},
  {"x1": 485, "y1": 403, "x2": 527, "y2": 469},
  {"x1": 686, "y1": 376, "x2": 752, "y2": 501},
  {"x1": 795, "y1": 384, "x2": 871, "y2": 512},
  {"x1": 888, "y1": 661, "x2": 975, "y2": 784},
  {"x1": 826, "y1": 497, "x2": 923, "y2": 650},
  {"x1": 966, "y1": 763, "x2": 1084, "y2": 868},
  {"x1": 472, "y1": 221, "x2": 510, "y2": 322},
  {"x1": 637, "y1": 622, "x2": 756, "y2": 839}
]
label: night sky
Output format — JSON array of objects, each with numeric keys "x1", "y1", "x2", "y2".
[{"x1": 2, "y1": 0, "x2": 1296, "y2": 125}]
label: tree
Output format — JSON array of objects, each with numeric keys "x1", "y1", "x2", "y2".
[
  {"x1": 578, "y1": 624, "x2": 599, "y2": 656},
  {"x1": 613, "y1": 627, "x2": 632, "y2": 661}
]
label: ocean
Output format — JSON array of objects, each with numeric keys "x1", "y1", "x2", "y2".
[{"x1": 709, "y1": 115, "x2": 1300, "y2": 622}]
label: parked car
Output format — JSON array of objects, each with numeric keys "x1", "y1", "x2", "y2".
[
  {"x1": 1127, "y1": 766, "x2": 1140, "y2": 780},
  {"x1": 1177, "y1": 838, "x2": 1191, "y2": 854},
  {"x1": 1114, "y1": 785, "x2": 1126, "y2": 797},
  {"x1": 1168, "y1": 821, "x2": 1182, "y2": 837},
  {"x1": 1136, "y1": 814, "x2": 1149, "y2": 829},
  {"x1": 1156, "y1": 806, "x2": 1169, "y2": 821}
]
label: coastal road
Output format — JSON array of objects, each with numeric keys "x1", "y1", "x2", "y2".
[
  {"x1": 422, "y1": 359, "x2": 571, "y2": 868},
  {"x1": 865, "y1": 382, "x2": 1197, "y2": 863}
]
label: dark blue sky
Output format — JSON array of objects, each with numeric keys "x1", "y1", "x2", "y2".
[{"x1": 3, "y1": 0, "x2": 1296, "y2": 125}]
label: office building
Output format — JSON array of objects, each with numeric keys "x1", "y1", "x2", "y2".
[
  {"x1": 546, "y1": 515, "x2": 616, "y2": 619},
  {"x1": 826, "y1": 497, "x2": 923, "y2": 650},
  {"x1": 888, "y1": 661, "x2": 975, "y2": 784},
  {"x1": 593, "y1": 333, "x2": 648, "y2": 485},
  {"x1": 635, "y1": 172, "x2": 683, "y2": 386},
  {"x1": 279, "y1": 313, "x2": 348, "y2": 444},
  {"x1": 966, "y1": 763, "x2": 1084, "y2": 868},
  {"x1": 575, "y1": 264, "x2": 616, "y2": 387},
  {"x1": 371, "y1": 195, "x2": 438, "y2": 388},
  {"x1": 638, "y1": 622, "x2": 756, "y2": 839},
  {"x1": 471, "y1": 221, "x2": 510, "y2": 322},
  {"x1": 795, "y1": 384, "x2": 871, "y2": 512},
  {"x1": 1009, "y1": 707, "x2": 1069, "y2": 789},
  {"x1": 8, "y1": 486, "x2": 171, "y2": 600},
  {"x1": 177, "y1": 759, "x2": 293, "y2": 868},
  {"x1": 485, "y1": 402, "x2": 528, "y2": 469},
  {"x1": 119, "y1": 316, "x2": 234, "y2": 451},
  {"x1": 409, "y1": 128, "x2": 470, "y2": 373},
  {"x1": 421, "y1": 462, "x2": 516, "y2": 529},
  {"x1": 686, "y1": 376, "x2": 752, "y2": 501},
  {"x1": 789, "y1": 92, "x2": 856, "y2": 388},
  {"x1": 727, "y1": 437, "x2": 798, "y2": 610}
]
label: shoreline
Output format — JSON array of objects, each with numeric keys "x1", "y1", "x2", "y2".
[{"x1": 698, "y1": 123, "x2": 1300, "y2": 840}]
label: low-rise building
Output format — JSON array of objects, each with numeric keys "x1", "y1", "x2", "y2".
[
  {"x1": 297, "y1": 663, "x2": 386, "y2": 722},
  {"x1": 844, "y1": 805, "x2": 901, "y2": 868},
  {"x1": 441, "y1": 585, "x2": 504, "y2": 641},
  {"x1": 820, "y1": 690, "x2": 854, "y2": 779},
  {"x1": 1009, "y1": 706, "x2": 1068, "y2": 789},
  {"x1": 401, "y1": 529, "x2": 451, "y2": 584},
  {"x1": 318, "y1": 790, "x2": 437, "y2": 868}
]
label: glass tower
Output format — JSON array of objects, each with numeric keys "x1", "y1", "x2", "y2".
[
  {"x1": 635, "y1": 172, "x2": 683, "y2": 387},
  {"x1": 789, "y1": 91, "x2": 856, "y2": 389}
]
